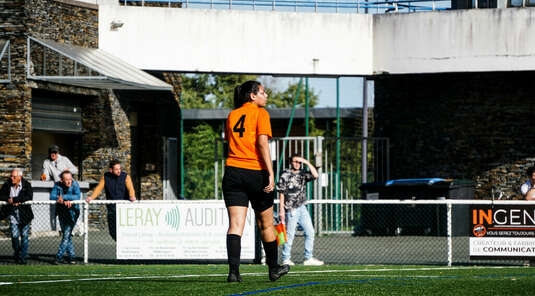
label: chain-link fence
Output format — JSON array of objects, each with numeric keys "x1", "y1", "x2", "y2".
[{"x1": 0, "y1": 200, "x2": 529, "y2": 266}]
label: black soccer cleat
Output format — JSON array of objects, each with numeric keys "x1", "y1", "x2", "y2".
[
  {"x1": 269, "y1": 264, "x2": 290, "y2": 282},
  {"x1": 227, "y1": 272, "x2": 243, "y2": 283}
]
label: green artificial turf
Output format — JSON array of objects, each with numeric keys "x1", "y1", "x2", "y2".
[{"x1": 0, "y1": 264, "x2": 534, "y2": 295}]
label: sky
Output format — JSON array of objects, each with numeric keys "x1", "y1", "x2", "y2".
[{"x1": 260, "y1": 76, "x2": 374, "y2": 108}]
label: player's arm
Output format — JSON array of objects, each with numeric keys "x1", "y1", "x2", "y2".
[{"x1": 257, "y1": 134, "x2": 274, "y2": 193}]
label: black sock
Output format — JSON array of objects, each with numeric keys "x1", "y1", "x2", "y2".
[
  {"x1": 262, "y1": 240, "x2": 278, "y2": 268},
  {"x1": 227, "y1": 234, "x2": 241, "y2": 273}
]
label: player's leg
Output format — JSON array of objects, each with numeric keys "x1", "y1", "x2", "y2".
[
  {"x1": 249, "y1": 169, "x2": 289, "y2": 281},
  {"x1": 226, "y1": 205, "x2": 248, "y2": 282},
  {"x1": 256, "y1": 207, "x2": 290, "y2": 281},
  {"x1": 255, "y1": 207, "x2": 277, "y2": 268},
  {"x1": 223, "y1": 167, "x2": 250, "y2": 282}
]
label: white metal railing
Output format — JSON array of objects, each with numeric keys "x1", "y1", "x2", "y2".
[
  {"x1": 1, "y1": 199, "x2": 532, "y2": 266},
  {"x1": 121, "y1": 0, "x2": 451, "y2": 13},
  {"x1": 0, "y1": 199, "x2": 227, "y2": 264}
]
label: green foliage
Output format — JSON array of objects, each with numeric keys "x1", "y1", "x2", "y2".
[
  {"x1": 179, "y1": 74, "x2": 257, "y2": 108},
  {"x1": 211, "y1": 74, "x2": 258, "y2": 108},
  {"x1": 179, "y1": 74, "x2": 319, "y2": 109},
  {"x1": 179, "y1": 74, "x2": 214, "y2": 108},
  {"x1": 183, "y1": 123, "x2": 218, "y2": 199},
  {"x1": 180, "y1": 74, "x2": 322, "y2": 199},
  {"x1": 267, "y1": 80, "x2": 319, "y2": 108}
]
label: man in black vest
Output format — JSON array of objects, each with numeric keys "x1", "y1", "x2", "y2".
[
  {"x1": 0, "y1": 168, "x2": 34, "y2": 264},
  {"x1": 86, "y1": 160, "x2": 136, "y2": 241}
]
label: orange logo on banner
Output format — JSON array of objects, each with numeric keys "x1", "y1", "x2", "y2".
[{"x1": 473, "y1": 224, "x2": 487, "y2": 237}]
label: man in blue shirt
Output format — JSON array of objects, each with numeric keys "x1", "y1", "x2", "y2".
[{"x1": 50, "y1": 170, "x2": 80, "y2": 264}]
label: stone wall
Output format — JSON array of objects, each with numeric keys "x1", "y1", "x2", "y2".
[
  {"x1": 24, "y1": 0, "x2": 135, "y2": 189},
  {"x1": 25, "y1": 0, "x2": 98, "y2": 48},
  {"x1": 0, "y1": 0, "x2": 101, "y2": 180},
  {"x1": 2, "y1": 0, "x2": 181, "y2": 202},
  {"x1": 374, "y1": 72, "x2": 535, "y2": 199},
  {"x1": 0, "y1": 1, "x2": 31, "y2": 178},
  {"x1": 81, "y1": 91, "x2": 133, "y2": 182}
]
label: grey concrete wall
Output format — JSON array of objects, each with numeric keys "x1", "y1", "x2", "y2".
[
  {"x1": 98, "y1": 6, "x2": 374, "y2": 75},
  {"x1": 374, "y1": 9, "x2": 535, "y2": 74},
  {"x1": 99, "y1": 7, "x2": 535, "y2": 75}
]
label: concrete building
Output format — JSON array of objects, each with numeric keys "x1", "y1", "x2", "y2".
[
  {"x1": 0, "y1": 0, "x2": 180, "y2": 202},
  {"x1": 182, "y1": 107, "x2": 370, "y2": 137},
  {"x1": 3, "y1": 0, "x2": 535, "y2": 200},
  {"x1": 95, "y1": 3, "x2": 535, "y2": 199}
]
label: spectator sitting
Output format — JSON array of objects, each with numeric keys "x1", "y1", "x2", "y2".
[{"x1": 41, "y1": 144, "x2": 78, "y2": 182}]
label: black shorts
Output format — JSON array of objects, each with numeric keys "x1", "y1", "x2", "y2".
[{"x1": 222, "y1": 166, "x2": 274, "y2": 212}]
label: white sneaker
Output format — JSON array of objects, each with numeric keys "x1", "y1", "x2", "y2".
[
  {"x1": 282, "y1": 259, "x2": 295, "y2": 266},
  {"x1": 303, "y1": 257, "x2": 324, "y2": 266}
]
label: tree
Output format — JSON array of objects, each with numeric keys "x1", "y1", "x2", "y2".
[
  {"x1": 211, "y1": 74, "x2": 258, "y2": 108},
  {"x1": 182, "y1": 123, "x2": 219, "y2": 199},
  {"x1": 179, "y1": 74, "x2": 214, "y2": 108},
  {"x1": 179, "y1": 74, "x2": 322, "y2": 199},
  {"x1": 179, "y1": 74, "x2": 257, "y2": 108},
  {"x1": 179, "y1": 74, "x2": 319, "y2": 109},
  {"x1": 267, "y1": 80, "x2": 319, "y2": 108}
]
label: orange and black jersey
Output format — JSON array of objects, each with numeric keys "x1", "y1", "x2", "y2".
[{"x1": 225, "y1": 102, "x2": 272, "y2": 170}]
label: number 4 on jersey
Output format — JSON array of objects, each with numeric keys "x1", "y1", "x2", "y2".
[{"x1": 233, "y1": 115, "x2": 246, "y2": 137}]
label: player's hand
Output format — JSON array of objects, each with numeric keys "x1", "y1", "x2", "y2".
[
  {"x1": 264, "y1": 174, "x2": 275, "y2": 193},
  {"x1": 129, "y1": 196, "x2": 137, "y2": 202},
  {"x1": 279, "y1": 209, "x2": 286, "y2": 224},
  {"x1": 294, "y1": 156, "x2": 309, "y2": 165},
  {"x1": 85, "y1": 197, "x2": 92, "y2": 203},
  {"x1": 64, "y1": 200, "x2": 72, "y2": 208}
]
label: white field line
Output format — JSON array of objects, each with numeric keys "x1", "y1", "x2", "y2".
[{"x1": 0, "y1": 266, "x2": 528, "y2": 286}]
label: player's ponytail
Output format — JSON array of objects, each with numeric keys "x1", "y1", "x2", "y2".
[{"x1": 233, "y1": 80, "x2": 261, "y2": 109}]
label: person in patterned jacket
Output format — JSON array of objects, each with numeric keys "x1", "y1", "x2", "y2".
[{"x1": 277, "y1": 154, "x2": 324, "y2": 266}]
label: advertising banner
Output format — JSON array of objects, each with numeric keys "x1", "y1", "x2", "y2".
[
  {"x1": 116, "y1": 202, "x2": 255, "y2": 260},
  {"x1": 469, "y1": 204, "x2": 535, "y2": 259}
]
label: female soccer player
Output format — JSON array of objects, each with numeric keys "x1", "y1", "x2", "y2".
[{"x1": 223, "y1": 80, "x2": 289, "y2": 282}]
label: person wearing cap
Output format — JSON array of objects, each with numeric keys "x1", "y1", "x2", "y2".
[{"x1": 41, "y1": 145, "x2": 78, "y2": 182}]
